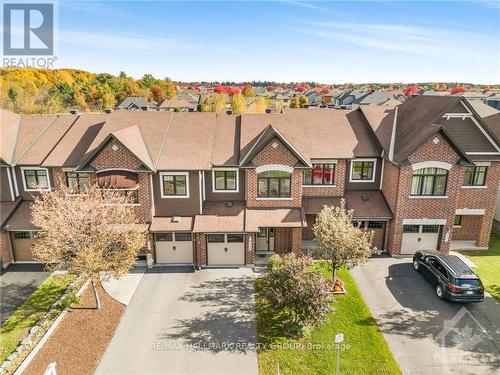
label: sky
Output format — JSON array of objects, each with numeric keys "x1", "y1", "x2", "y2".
[{"x1": 52, "y1": 0, "x2": 500, "y2": 83}]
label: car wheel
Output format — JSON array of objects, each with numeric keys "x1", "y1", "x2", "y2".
[
  {"x1": 413, "y1": 259, "x2": 420, "y2": 272},
  {"x1": 435, "y1": 285, "x2": 444, "y2": 299}
]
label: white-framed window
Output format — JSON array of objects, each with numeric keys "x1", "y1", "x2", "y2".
[
  {"x1": 303, "y1": 162, "x2": 336, "y2": 186},
  {"x1": 349, "y1": 159, "x2": 376, "y2": 182},
  {"x1": 160, "y1": 172, "x2": 190, "y2": 198},
  {"x1": 212, "y1": 168, "x2": 239, "y2": 192},
  {"x1": 21, "y1": 167, "x2": 51, "y2": 191}
]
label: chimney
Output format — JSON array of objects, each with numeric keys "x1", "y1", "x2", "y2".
[
  {"x1": 265, "y1": 108, "x2": 271, "y2": 114},
  {"x1": 104, "y1": 108, "x2": 113, "y2": 114}
]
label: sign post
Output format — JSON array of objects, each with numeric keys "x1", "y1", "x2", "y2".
[{"x1": 334, "y1": 333, "x2": 344, "y2": 375}]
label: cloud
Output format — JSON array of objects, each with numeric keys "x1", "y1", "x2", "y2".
[
  {"x1": 297, "y1": 20, "x2": 496, "y2": 64},
  {"x1": 279, "y1": 0, "x2": 339, "y2": 14}
]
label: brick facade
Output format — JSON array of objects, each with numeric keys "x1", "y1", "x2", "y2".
[
  {"x1": 246, "y1": 137, "x2": 303, "y2": 208},
  {"x1": 386, "y1": 134, "x2": 462, "y2": 255},
  {"x1": 303, "y1": 214, "x2": 316, "y2": 240},
  {"x1": 302, "y1": 160, "x2": 346, "y2": 197},
  {"x1": 245, "y1": 233, "x2": 256, "y2": 265}
]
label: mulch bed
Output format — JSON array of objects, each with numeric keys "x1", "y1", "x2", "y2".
[{"x1": 22, "y1": 285, "x2": 124, "y2": 375}]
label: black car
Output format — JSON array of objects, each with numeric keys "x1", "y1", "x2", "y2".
[{"x1": 413, "y1": 250, "x2": 484, "y2": 303}]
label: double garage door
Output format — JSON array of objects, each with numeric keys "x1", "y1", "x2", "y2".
[
  {"x1": 155, "y1": 232, "x2": 194, "y2": 264},
  {"x1": 207, "y1": 233, "x2": 245, "y2": 266},
  {"x1": 401, "y1": 225, "x2": 441, "y2": 255}
]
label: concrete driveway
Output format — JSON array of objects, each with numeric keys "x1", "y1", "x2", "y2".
[
  {"x1": 96, "y1": 267, "x2": 258, "y2": 375},
  {"x1": 351, "y1": 255, "x2": 500, "y2": 375},
  {"x1": 0, "y1": 264, "x2": 50, "y2": 324}
]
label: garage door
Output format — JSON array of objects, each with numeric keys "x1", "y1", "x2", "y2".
[
  {"x1": 11, "y1": 231, "x2": 38, "y2": 262},
  {"x1": 155, "y1": 232, "x2": 194, "y2": 264},
  {"x1": 401, "y1": 225, "x2": 441, "y2": 255},
  {"x1": 207, "y1": 233, "x2": 245, "y2": 266}
]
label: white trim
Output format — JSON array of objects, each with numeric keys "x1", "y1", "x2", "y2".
[
  {"x1": 461, "y1": 186, "x2": 487, "y2": 189},
  {"x1": 409, "y1": 196, "x2": 448, "y2": 199},
  {"x1": 411, "y1": 161, "x2": 452, "y2": 171},
  {"x1": 202, "y1": 170, "x2": 206, "y2": 201},
  {"x1": 211, "y1": 167, "x2": 239, "y2": 193},
  {"x1": 467, "y1": 152, "x2": 500, "y2": 155},
  {"x1": 255, "y1": 164, "x2": 293, "y2": 174},
  {"x1": 20, "y1": 167, "x2": 51, "y2": 191},
  {"x1": 255, "y1": 197, "x2": 293, "y2": 201},
  {"x1": 159, "y1": 171, "x2": 190, "y2": 199},
  {"x1": 198, "y1": 171, "x2": 203, "y2": 214},
  {"x1": 473, "y1": 161, "x2": 491, "y2": 167},
  {"x1": 379, "y1": 158, "x2": 385, "y2": 189},
  {"x1": 6, "y1": 167, "x2": 15, "y2": 201},
  {"x1": 310, "y1": 159, "x2": 337, "y2": 164},
  {"x1": 302, "y1": 185, "x2": 337, "y2": 188},
  {"x1": 149, "y1": 174, "x2": 156, "y2": 218},
  {"x1": 11, "y1": 167, "x2": 19, "y2": 197},
  {"x1": 388, "y1": 106, "x2": 398, "y2": 162},
  {"x1": 349, "y1": 158, "x2": 377, "y2": 183},
  {"x1": 403, "y1": 218, "x2": 447, "y2": 225},
  {"x1": 96, "y1": 168, "x2": 138, "y2": 173},
  {"x1": 62, "y1": 167, "x2": 76, "y2": 172},
  {"x1": 455, "y1": 208, "x2": 485, "y2": 215}
]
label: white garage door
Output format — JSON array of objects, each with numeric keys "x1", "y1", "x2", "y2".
[
  {"x1": 155, "y1": 232, "x2": 193, "y2": 264},
  {"x1": 401, "y1": 225, "x2": 441, "y2": 255},
  {"x1": 207, "y1": 233, "x2": 245, "y2": 266}
]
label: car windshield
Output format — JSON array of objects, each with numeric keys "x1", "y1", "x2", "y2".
[{"x1": 455, "y1": 279, "x2": 482, "y2": 288}]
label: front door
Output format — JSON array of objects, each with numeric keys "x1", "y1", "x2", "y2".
[{"x1": 256, "y1": 227, "x2": 275, "y2": 251}]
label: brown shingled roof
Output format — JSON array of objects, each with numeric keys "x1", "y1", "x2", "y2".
[
  {"x1": 150, "y1": 216, "x2": 193, "y2": 232},
  {"x1": 245, "y1": 207, "x2": 305, "y2": 232},
  {"x1": 484, "y1": 112, "x2": 500, "y2": 140},
  {"x1": 0, "y1": 108, "x2": 20, "y2": 164},
  {"x1": 3, "y1": 200, "x2": 37, "y2": 231},
  {"x1": 344, "y1": 191, "x2": 392, "y2": 220},
  {"x1": 193, "y1": 201, "x2": 245, "y2": 233}
]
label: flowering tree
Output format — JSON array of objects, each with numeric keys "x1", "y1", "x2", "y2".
[
  {"x1": 449, "y1": 85, "x2": 465, "y2": 95},
  {"x1": 313, "y1": 199, "x2": 373, "y2": 281},
  {"x1": 262, "y1": 254, "x2": 333, "y2": 336},
  {"x1": 31, "y1": 183, "x2": 148, "y2": 309}
]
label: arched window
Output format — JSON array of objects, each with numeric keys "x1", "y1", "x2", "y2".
[
  {"x1": 411, "y1": 168, "x2": 448, "y2": 196},
  {"x1": 257, "y1": 171, "x2": 291, "y2": 198}
]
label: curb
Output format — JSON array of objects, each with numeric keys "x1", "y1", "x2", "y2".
[{"x1": 7, "y1": 280, "x2": 89, "y2": 375}]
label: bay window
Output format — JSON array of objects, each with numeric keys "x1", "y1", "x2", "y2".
[
  {"x1": 303, "y1": 163, "x2": 335, "y2": 185},
  {"x1": 463, "y1": 166, "x2": 487, "y2": 186},
  {"x1": 411, "y1": 167, "x2": 448, "y2": 196},
  {"x1": 257, "y1": 171, "x2": 291, "y2": 198}
]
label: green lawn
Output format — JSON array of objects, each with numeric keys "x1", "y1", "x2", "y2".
[
  {"x1": 0, "y1": 273, "x2": 76, "y2": 362},
  {"x1": 459, "y1": 229, "x2": 500, "y2": 301},
  {"x1": 256, "y1": 263, "x2": 401, "y2": 375}
]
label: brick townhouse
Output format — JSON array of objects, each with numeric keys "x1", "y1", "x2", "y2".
[{"x1": 1, "y1": 96, "x2": 499, "y2": 268}]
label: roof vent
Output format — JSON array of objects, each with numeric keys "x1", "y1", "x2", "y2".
[
  {"x1": 171, "y1": 216, "x2": 181, "y2": 223},
  {"x1": 361, "y1": 195, "x2": 369, "y2": 202},
  {"x1": 226, "y1": 110, "x2": 233, "y2": 115},
  {"x1": 69, "y1": 109, "x2": 79, "y2": 115},
  {"x1": 225, "y1": 201, "x2": 234, "y2": 208},
  {"x1": 104, "y1": 108, "x2": 113, "y2": 114},
  {"x1": 141, "y1": 106, "x2": 149, "y2": 111},
  {"x1": 265, "y1": 108, "x2": 271, "y2": 114}
]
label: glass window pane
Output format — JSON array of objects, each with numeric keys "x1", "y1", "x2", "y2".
[
  {"x1": 367, "y1": 221, "x2": 384, "y2": 229},
  {"x1": 156, "y1": 233, "x2": 173, "y2": 241},
  {"x1": 421, "y1": 176, "x2": 434, "y2": 195},
  {"x1": 454, "y1": 215, "x2": 462, "y2": 226},
  {"x1": 403, "y1": 225, "x2": 419, "y2": 233},
  {"x1": 207, "y1": 234, "x2": 225, "y2": 243},
  {"x1": 433, "y1": 175, "x2": 446, "y2": 195},
  {"x1": 303, "y1": 169, "x2": 312, "y2": 185},
  {"x1": 269, "y1": 178, "x2": 279, "y2": 197},
  {"x1": 175, "y1": 176, "x2": 187, "y2": 195},
  {"x1": 175, "y1": 233, "x2": 192, "y2": 241},
  {"x1": 464, "y1": 167, "x2": 473, "y2": 185},
  {"x1": 163, "y1": 178, "x2": 175, "y2": 195},
  {"x1": 352, "y1": 163, "x2": 363, "y2": 179},
  {"x1": 215, "y1": 173, "x2": 225, "y2": 190},
  {"x1": 227, "y1": 234, "x2": 244, "y2": 243},
  {"x1": 226, "y1": 172, "x2": 236, "y2": 190},
  {"x1": 324, "y1": 164, "x2": 334, "y2": 184},
  {"x1": 259, "y1": 171, "x2": 290, "y2": 178},
  {"x1": 36, "y1": 174, "x2": 49, "y2": 189},
  {"x1": 313, "y1": 165, "x2": 323, "y2": 184},
  {"x1": 25, "y1": 172, "x2": 37, "y2": 189},
  {"x1": 364, "y1": 162, "x2": 374, "y2": 180},
  {"x1": 411, "y1": 175, "x2": 421, "y2": 195},
  {"x1": 257, "y1": 227, "x2": 267, "y2": 237},
  {"x1": 258, "y1": 179, "x2": 268, "y2": 197},
  {"x1": 14, "y1": 231, "x2": 31, "y2": 239},
  {"x1": 280, "y1": 178, "x2": 291, "y2": 197},
  {"x1": 422, "y1": 225, "x2": 439, "y2": 233}
]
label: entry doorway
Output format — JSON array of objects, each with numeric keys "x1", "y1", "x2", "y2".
[{"x1": 256, "y1": 227, "x2": 275, "y2": 252}]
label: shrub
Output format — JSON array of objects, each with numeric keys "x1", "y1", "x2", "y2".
[{"x1": 262, "y1": 254, "x2": 334, "y2": 336}]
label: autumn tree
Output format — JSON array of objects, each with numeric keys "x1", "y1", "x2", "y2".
[
  {"x1": 210, "y1": 93, "x2": 227, "y2": 113},
  {"x1": 231, "y1": 93, "x2": 246, "y2": 114},
  {"x1": 150, "y1": 85, "x2": 165, "y2": 103},
  {"x1": 290, "y1": 95, "x2": 300, "y2": 108},
  {"x1": 298, "y1": 95, "x2": 308, "y2": 107},
  {"x1": 242, "y1": 84, "x2": 255, "y2": 98},
  {"x1": 313, "y1": 199, "x2": 373, "y2": 281},
  {"x1": 254, "y1": 97, "x2": 267, "y2": 113},
  {"x1": 31, "y1": 183, "x2": 148, "y2": 309}
]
